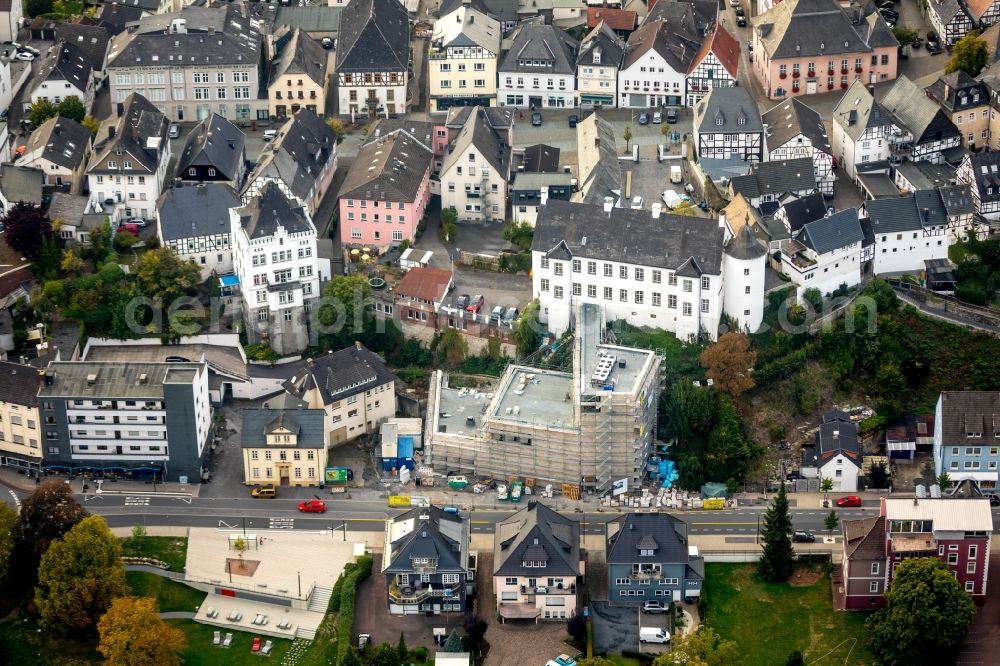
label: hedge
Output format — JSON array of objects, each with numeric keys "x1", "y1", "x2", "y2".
[{"x1": 336, "y1": 555, "x2": 373, "y2": 665}]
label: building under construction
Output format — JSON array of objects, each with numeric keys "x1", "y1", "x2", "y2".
[{"x1": 424, "y1": 303, "x2": 663, "y2": 494}]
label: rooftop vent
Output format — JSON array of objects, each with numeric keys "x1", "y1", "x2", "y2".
[{"x1": 86, "y1": 373, "x2": 98, "y2": 385}]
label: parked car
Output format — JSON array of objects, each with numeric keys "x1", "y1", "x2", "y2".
[
  {"x1": 126, "y1": 217, "x2": 146, "y2": 227},
  {"x1": 786, "y1": 471, "x2": 802, "y2": 481},
  {"x1": 531, "y1": 112, "x2": 543, "y2": 126},
  {"x1": 911, "y1": 38, "x2": 922, "y2": 49},
  {"x1": 169, "y1": 124, "x2": 181, "y2": 139},
  {"x1": 926, "y1": 40, "x2": 941, "y2": 54},
  {"x1": 666, "y1": 108, "x2": 678, "y2": 123},
  {"x1": 321, "y1": 37, "x2": 333, "y2": 49},
  {"x1": 490, "y1": 305, "x2": 505, "y2": 322},
  {"x1": 642, "y1": 601, "x2": 669, "y2": 614},
  {"x1": 984, "y1": 493, "x2": 1000, "y2": 506},
  {"x1": 17, "y1": 44, "x2": 40, "y2": 56},
  {"x1": 568, "y1": 114, "x2": 579, "y2": 128},
  {"x1": 117, "y1": 223, "x2": 139, "y2": 235},
  {"x1": 502, "y1": 307, "x2": 519, "y2": 326},
  {"x1": 793, "y1": 531, "x2": 816, "y2": 543},
  {"x1": 630, "y1": 195, "x2": 643, "y2": 209},
  {"x1": 735, "y1": 7, "x2": 745, "y2": 17},
  {"x1": 14, "y1": 51, "x2": 34, "y2": 61},
  {"x1": 263, "y1": 129, "x2": 278, "y2": 141},
  {"x1": 298, "y1": 500, "x2": 327, "y2": 513},
  {"x1": 251, "y1": 483, "x2": 276, "y2": 498},
  {"x1": 652, "y1": 111, "x2": 663, "y2": 124},
  {"x1": 729, "y1": 0, "x2": 741, "y2": 6},
  {"x1": 837, "y1": 495, "x2": 863, "y2": 507},
  {"x1": 737, "y1": 16, "x2": 747, "y2": 26},
  {"x1": 638, "y1": 112, "x2": 649, "y2": 125},
  {"x1": 466, "y1": 294, "x2": 485, "y2": 313},
  {"x1": 457, "y1": 294, "x2": 470, "y2": 309},
  {"x1": 879, "y1": 8, "x2": 898, "y2": 20}
]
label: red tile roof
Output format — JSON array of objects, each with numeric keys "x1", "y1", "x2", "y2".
[
  {"x1": 587, "y1": 8, "x2": 637, "y2": 32},
  {"x1": 966, "y1": 0, "x2": 997, "y2": 20},
  {"x1": 688, "y1": 23, "x2": 739, "y2": 77},
  {"x1": 394, "y1": 267, "x2": 453, "y2": 303}
]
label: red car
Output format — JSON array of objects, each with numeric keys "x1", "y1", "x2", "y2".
[
  {"x1": 465, "y1": 295, "x2": 485, "y2": 313},
  {"x1": 298, "y1": 500, "x2": 327, "y2": 513},
  {"x1": 837, "y1": 495, "x2": 863, "y2": 507}
]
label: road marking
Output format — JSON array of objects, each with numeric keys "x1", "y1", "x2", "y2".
[
  {"x1": 8, "y1": 490, "x2": 21, "y2": 511},
  {"x1": 124, "y1": 496, "x2": 150, "y2": 507},
  {"x1": 269, "y1": 517, "x2": 295, "y2": 530},
  {"x1": 689, "y1": 522, "x2": 758, "y2": 526}
]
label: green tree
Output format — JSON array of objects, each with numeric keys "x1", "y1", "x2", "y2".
[
  {"x1": 396, "y1": 632, "x2": 407, "y2": 661},
  {"x1": 97, "y1": 596, "x2": 187, "y2": 666},
  {"x1": 57, "y1": 96, "x2": 86, "y2": 122},
  {"x1": 25, "y1": 0, "x2": 53, "y2": 17},
  {"x1": 60, "y1": 248, "x2": 85, "y2": 273},
  {"x1": 513, "y1": 299, "x2": 542, "y2": 358},
  {"x1": 577, "y1": 659, "x2": 616, "y2": 666},
  {"x1": 232, "y1": 536, "x2": 248, "y2": 562},
  {"x1": 503, "y1": 221, "x2": 534, "y2": 251},
  {"x1": 114, "y1": 229, "x2": 139, "y2": 251},
  {"x1": 672, "y1": 201, "x2": 698, "y2": 216},
  {"x1": 785, "y1": 652, "x2": 805, "y2": 666},
  {"x1": 820, "y1": 477, "x2": 833, "y2": 494},
  {"x1": 325, "y1": 117, "x2": 347, "y2": 144},
  {"x1": 937, "y1": 471, "x2": 952, "y2": 489},
  {"x1": 802, "y1": 287, "x2": 823, "y2": 312},
  {"x1": 660, "y1": 122, "x2": 672, "y2": 142},
  {"x1": 9, "y1": 480, "x2": 87, "y2": 597},
  {"x1": 82, "y1": 114, "x2": 101, "y2": 137},
  {"x1": 2, "y1": 201, "x2": 53, "y2": 260},
  {"x1": 0, "y1": 503, "x2": 16, "y2": 584},
  {"x1": 341, "y1": 648, "x2": 363, "y2": 666},
  {"x1": 463, "y1": 614, "x2": 488, "y2": 652},
  {"x1": 443, "y1": 629, "x2": 464, "y2": 652},
  {"x1": 318, "y1": 274, "x2": 373, "y2": 349},
  {"x1": 365, "y1": 642, "x2": 401, "y2": 666},
  {"x1": 759, "y1": 483, "x2": 794, "y2": 582},
  {"x1": 566, "y1": 613, "x2": 586, "y2": 647},
  {"x1": 623, "y1": 125, "x2": 633, "y2": 151},
  {"x1": 824, "y1": 510, "x2": 839, "y2": 539},
  {"x1": 132, "y1": 247, "x2": 201, "y2": 304},
  {"x1": 28, "y1": 98, "x2": 57, "y2": 127},
  {"x1": 892, "y1": 26, "x2": 920, "y2": 45},
  {"x1": 33, "y1": 235, "x2": 63, "y2": 282},
  {"x1": 435, "y1": 328, "x2": 468, "y2": 366},
  {"x1": 439, "y1": 207, "x2": 458, "y2": 244},
  {"x1": 652, "y1": 627, "x2": 740, "y2": 666},
  {"x1": 35, "y1": 515, "x2": 127, "y2": 631},
  {"x1": 869, "y1": 462, "x2": 890, "y2": 488},
  {"x1": 946, "y1": 34, "x2": 989, "y2": 77},
  {"x1": 868, "y1": 558, "x2": 976, "y2": 665}
]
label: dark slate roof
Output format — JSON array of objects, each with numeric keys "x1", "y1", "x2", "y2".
[
  {"x1": 937, "y1": 391, "x2": 1000, "y2": 446},
  {"x1": 779, "y1": 191, "x2": 827, "y2": 233},
  {"x1": 270, "y1": 28, "x2": 328, "y2": 88},
  {"x1": 577, "y1": 20, "x2": 625, "y2": 69},
  {"x1": 338, "y1": 131, "x2": 433, "y2": 202},
  {"x1": 694, "y1": 87, "x2": 763, "y2": 135},
  {"x1": 501, "y1": 22, "x2": 579, "y2": 75},
  {"x1": 240, "y1": 408, "x2": 326, "y2": 449},
  {"x1": 22, "y1": 116, "x2": 90, "y2": 171},
  {"x1": 724, "y1": 223, "x2": 767, "y2": 260},
  {"x1": 606, "y1": 513, "x2": 690, "y2": 565},
  {"x1": 729, "y1": 157, "x2": 816, "y2": 200},
  {"x1": 621, "y1": 15, "x2": 700, "y2": 73},
  {"x1": 522, "y1": 144, "x2": 560, "y2": 173},
  {"x1": 105, "y1": 0, "x2": 160, "y2": 10},
  {"x1": 282, "y1": 343, "x2": 395, "y2": 405},
  {"x1": 646, "y1": 0, "x2": 718, "y2": 34},
  {"x1": 893, "y1": 161, "x2": 956, "y2": 191},
  {"x1": 237, "y1": 182, "x2": 314, "y2": 240},
  {"x1": 763, "y1": 98, "x2": 831, "y2": 155},
  {"x1": 809, "y1": 413, "x2": 861, "y2": 467},
  {"x1": 929, "y1": 0, "x2": 969, "y2": 24},
  {"x1": 38, "y1": 41, "x2": 93, "y2": 94},
  {"x1": 335, "y1": 0, "x2": 409, "y2": 73},
  {"x1": 575, "y1": 113, "x2": 622, "y2": 205},
  {"x1": 799, "y1": 208, "x2": 864, "y2": 254},
  {"x1": 96, "y1": 3, "x2": 146, "y2": 36},
  {"x1": 0, "y1": 361, "x2": 41, "y2": 407},
  {"x1": 938, "y1": 183, "x2": 975, "y2": 215},
  {"x1": 833, "y1": 80, "x2": 897, "y2": 142},
  {"x1": 384, "y1": 505, "x2": 468, "y2": 574},
  {"x1": 157, "y1": 184, "x2": 241, "y2": 242},
  {"x1": 88, "y1": 93, "x2": 168, "y2": 175},
  {"x1": 244, "y1": 108, "x2": 337, "y2": 204},
  {"x1": 441, "y1": 0, "x2": 516, "y2": 24},
  {"x1": 441, "y1": 106, "x2": 510, "y2": 177},
  {"x1": 860, "y1": 3, "x2": 899, "y2": 49},
  {"x1": 913, "y1": 189, "x2": 950, "y2": 229},
  {"x1": 365, "y1": 119, "x2": 440, "y2": 152},
  {"x1": 864, "y1": 195, "x2": 924, "y2": 234},
  {"x1": 843, "y1": 515, "x2": 886, "y2": 560},
  {"x1": 445, "y1": 105, "x2": 514, "y2": 130},
  {"x1": 176, "y1": 113, "x2": 246, "y2": 182},
  {"x1": 0, "y1": 165, "x2": 43, "y2": 206},
  {"x1": 926, "y1": 70, "x2": 988, "y2": 114},
  {"x1": 533, "y1": 199, "x2": 724, "y2": 275},
  {"x1": 494, "y1": 502, "x2": 580, "y2": 577},
  {"x1": 881, "y1": 76, "x2": 961, "y2": 145},
  {"x1": 753, "y1": 0, "x2": 897, "y2": 60},
  {"x1": 959, "y1": 151, "x2": 1000, "y2": 204},
  {"x1": 54, "y1": 22, "x2": 111, "y2": 71}
]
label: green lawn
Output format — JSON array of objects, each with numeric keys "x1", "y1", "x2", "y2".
[
  {"x1": 702, "y1": 564, "x2": 875, "y2": 666},
  {"x1": 120, "y1": 535, "x2": 188, "y2": 571},
  {"x1": 166, "y1": 620, "x2": 295, "y2": 665},
  {"x1": 126, "y1": 571, "x2": 205, "y2": 613}
]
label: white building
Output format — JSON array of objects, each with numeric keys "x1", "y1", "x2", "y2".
[
  {"x1": 722, "y1": 225, "x2": 767, "y2": 333},
  {"x1": 956, "y1": 151, "x2": 1000, "y2": 221},
  {"x1": 532, "y1": 199, "x2": 765, "y2": 341},
  {"x1": 831, "y1": 81, "x2": 900, "y2": 181},
  {"x1": 428, "y1": 1, "x2": 501, "y2": 113},
  {"x1": 861, "y1": 190, "x2": 952, "y2": 276},
  {"x1": 617, "y1": 18, "x2": 692, "y2": 109},
  {"x1": 16, "y1": 116, "x2": 91, "y2": 194},
  {"x1": 576, "y1": 20, "x2": 624, "y2": 109},
  {"x1": 779, "y1": 209, "x2": 864, "y2": 297},
  {"x1": 0, "y1": 0, "x2": 24, "y2": 45},
  {"x1": 335, "y1": 0, "x2": 410, "y2": 118},
  {"x1": 801, "y1": 411, "x2": 861, "y2": 492},
  {"x1": 693, "y1": 87, "x2": 765, "y2": 163},
  {"x1": 157, "y1": 184, "x2": 241, "y2": 280},
  {"x1": 27, "y1": 41, "x2": 95, "y2": 112},
  {"x1": 440, "y1": 106, "x2": 511, "y2": 222},
  {"x1": 231, "y1": 182, "x2": 331, "y2": 356},
  {"x1": 763, "y1": 98, "x2": 835, "y2": 197},
  {"x1": 497, "y1": 20, "x2": 579, "y2": 108}
]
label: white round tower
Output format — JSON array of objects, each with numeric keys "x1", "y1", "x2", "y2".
[{"x1": 722, "y1": 224, "x2": 768, "y2": 333}]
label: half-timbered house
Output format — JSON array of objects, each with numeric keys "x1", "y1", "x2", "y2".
[
  {"x1": 763, "y1": 98, "x2": 835, "y2": 196},
  {"x1": 693, "y1": 87, "x2": 764, "y2": 163},
  {"x1": 335, "y1": 0, "x2": 410, "y2": 118}
]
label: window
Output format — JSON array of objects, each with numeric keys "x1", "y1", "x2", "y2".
[
  {"x1": 620, "y1": 265, "x2": 628, "y2": 279},
  {"x1": 635, "y1": 291, "x2": 644, "y2": 304},
  {"x1": 668, "y1": 294, "x2": 677, "y2": 308},
  {"x1": 554, "y1": 262, "x2": 563, "y2": 276},
  {"x1": 572, "y1": 283, "x2": 581, "y2": 296},
  {"x1": 683, "y1": 302, "x2": 692, "y2": 316},
  {"x1": 869, "y1": 581, "x2": 879, "y2": 593},
  {"x1": 966, "y1": 580, "x2": 976, "y2": 592},
  {"x1": 871, "y1": 562, "x2": 880, "y2": 575},
  {"x1": 604, "y1": 263, "x2": 612, "y2": 277},
  {"x1": 652, "y1": 270, "x2": 661, "y2": 283},
  {"x1": 554, "y1": 286, "x2": 563, "y2": 299},
  {"x1": 588, "y1": 284, "x2": 597, "y2": 298},
  {"x1": 540, "y1": 278, "x2": 549, "y2": 291},
  {"x1": 572, "y1": 259, "x2": 581, "y2": 273},
  {"x1": 967, "y1": 561, "x2": 977, "y2": 574},
  {"x1": 619, "y1": 289, "x2": 628, "y2": 302},
  {"x1": 701, "y1": 299, "x2": 709, "y2": 313},
  {"x1": 948, "y1": 553, "x2": 958, "y2": 565},
  {"x1": 683, "y1": 279, "x2": 692, "y2": 292},
  {"x1": 442, "y1": 574, "x2": 460, "y2": 584},
  {"x1": 615, "y1": 578, "x2": 631, "y2": 586},
  {"x1": 604, "y1": 286, "x2": 612, "y2": 300},
  {"x1": 970, "y1": 545, "x2": 978, "y2": 559}
]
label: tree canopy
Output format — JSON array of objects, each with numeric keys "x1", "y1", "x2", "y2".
[
  {"x1": 9, "y1": 480, "x2": 87, "y2": 596},
  {"x1": 946, "y1": 34, "x2": 989, "y2": 77},
  {"x1": 513, "y1": 299, "x2": 542, "y2": 358},
  {"x1": 97, "y1": 596, "x2": 187, "y2": 666},
  {"x1": 443, "y1": 629, "x2": 464, "y2": 652},
  {"x1": 57, "y1": 96, "x2": 86, "y2": 123},
  {"x1": 758, "y1": 483, "x2": 794, "y2": 582},
  {"x1": 35, "y1": 515, "x2": 127, "y2": 631},
  {"x1": 2, "y1": 202, "x2": 54, "y2": 260},
  {"x1": 867, "y1": 558, "x2": 977, "y2": 665},
  {"x1": 700, "y1": 332, "x2": 757, "y2": 396},
  {"x1": 27, "y1": 99, "x2": 57, "y2": 128},
  {"x1": 0, "y1": 503, "x2": 16, "y2": 585},
  {"x1": 318, "y1": 273, "x2": 374, "y2": 350},
  {"x1": 652, "y1": 627, "x2": 740, "y2": 666}
]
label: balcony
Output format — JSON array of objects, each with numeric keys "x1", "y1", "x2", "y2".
[
  {"x1": 520, "y1": 584, "x2": 577, "y2": 596},
  {"x1": 388, "y1": 582, "x2": 458, "y2": 604}
]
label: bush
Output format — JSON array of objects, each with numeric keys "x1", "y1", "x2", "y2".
[
  {"x1": 336, "y1": 556, "x2": 373, "y2": 664},
  {"x1": 244, "y1": 344, "x2": 279, "y2": 362},
  {"x1": 414, "y1": 646, "x2": 428, "y2": 661}
]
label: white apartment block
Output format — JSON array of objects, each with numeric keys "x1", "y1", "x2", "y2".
[
  {"x1": 428, "y1": 3, "x2": 500, "y2": 113},
  {"x1": 497, "y1": 22, "x2": 579, "y2": 108},
  {"x1": 832, "y1": 81, "x2": 900, "y2": 181},
  {"x1": 440, "y1": 106, "x2": 510, "y2": 222}
]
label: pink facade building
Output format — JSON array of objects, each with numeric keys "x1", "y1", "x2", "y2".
[
  {"x1": 338, "y1": 130, "x2": 434, "y2": 250},
  {"x1": 752, "y1": 0, "x2": 899, "y2": 101}
]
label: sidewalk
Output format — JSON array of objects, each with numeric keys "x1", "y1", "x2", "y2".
[{"x1": 0, "y1": 467, "x2": 200, "y2": 498}]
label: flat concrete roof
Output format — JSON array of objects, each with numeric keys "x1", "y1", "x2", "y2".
[
  {"x1": 38, "y1": 361, "x2": 204, "y2": 398},
  {"x1": 491, "y1": 368, "x2": 575, "y2": 430},
  {"x1": 84, "y1": 342, "x2": 248, "y2": 380},
  {"x1": 579, "y1": 303, "x2": 653, "y2": 395},
  {"x1": 437, "y1": 384, "x2": 494, "y2": 436}
]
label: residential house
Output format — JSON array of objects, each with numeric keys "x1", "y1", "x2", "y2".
[
  {"x1": 763, "y1": 98, "x2": 835, "y2": 196},
  {"x1": 335, "y1": 0, "x2": 409, "y2": 118},
  {"x1": 439, "y1": 106, "x2": 511, "y2": 222},
  {"x1": 27, "y1": 41, "x2": 95, "y2": 112},
  {"x1": 728, "y1": 158, "x2": 817, "y2": 210},
  {"x1": 383, "y1": 506, "x2": 470, "y2": 615},
  {"x1": 938, "y1": 183, "x2": 981, "y2": 242},
  {"x1": 497, "y1": 20, "x2": 579, "y2": 109},
  {"x1": 231, "y1": 182, "x2": 330, "y2": 355},
  {"x1": 926, "y1": 0, "x2": 973, "y2": 46},
  {"x1": 105, "y1": 0, "x2": 170, "y2": 14},
  {"x1": 441, "y1": 0, "x2": 518, "y2": 34},
  {"x1": 338, "y1": 130, "x2": 434, "y2": 250},
  {"x1": 966, "y1": 0, "x2": 1000, "y2": 29},
  {"x1": 0, "y1": 0, "x2": 23, "y2": 44},
  {"x1": 779, "y1": 208, "x2": 864, "y2": 296},
  {"x1": 105, "y1": 3, "x2": 267, "y2": 122},
  {"x1": 86, "y1": 93, "x2": 171, "y2": 221},
  {"x1": 511, "y1": 171, "x2": 574, "y2": 226},
  {"x1": 515, "y1": 0, "x2": 587, "y2": 27},
  {"x1": 521, "y1": 143, "x2": 561, "y2": 172},
  {"x1": 881, "y1": 76, "x2": 962, "y2": 164},
  {"x1": 242, "y1": 108, "x2": 338, "y2": 217},
  {"x1": 934, "y1": 391, "x2": 1000, "y2": 489},
  {"x1": 429, "y1": 1, "x2": 501, "y2": 114},
  {"x1": 772, "y1": 191, "x2": 827, "y2": 237},
  {"x1": 606, "y1": 513, "x2": 704, "y2": 604},
  {"x1": 576, "y1": 20, "x2": 625, "y2": 109},
  {"x1": 281, "y1": 342, "x2": 396, "y2": 447},
  {"x1": 0, "y1": 360, "x2": 42, "y2": 473},
  {"x1": 240, "y1": 408, "x2": 326, "y2": 487},
  {"x1": 586, "y1": 8, "x2": 636, "y2": 39},
  {"x1": 573, "y1": 112, "x2": 623, "y2": 205},
  {"x1": 831, "y1": 80, "x2": 901, "y2": 181},
  {"x1": 0, "y1": 164, "x2": 43, "y2": 211},
  {"x1": 693, "y1": 87, "x2": 765, "y2": 163},
  {"x1": 494, "y1": 502, "x2": 581, "y2": 622},
  {"x1": 645, "y1": 0, "x2": 718, "y2": 34},
  {"x1": 175, "y1": 113, "x2": 247, "y2": 188},
  {"x1": 54, "y1": 22, "x2": 111, "y2": 86},
  {"x1": 893, "y1": 161, "x2": 957, "y2": 194},
  {"x1": 96, "y1": 3, "x2": 150, "y2": 38},
  {"x1": 532, "y1": 199, "x2": 750, "y2": 341},
  {"x1": 926, "y1": 71, "x2": 991, "y2": 150},
  {"x1": 750, "y1": 0, "x2": 898, "y2": 101},
  {"x1": 268, "y1": 28, "x2": 330, "y2": 119},
  {"x1": 840, "y1": 497, "x2": 993, "y2": 609},
  {"x1": 956, "y1": 150, "x2": 1000, "y2": 221},
  {"x1": 389, "y1": 266, "x2": 455, "y2": 327},
  {"x1": 861, "y1": 189, "x2": 953, "y2": 274},
  {"x1": 16, "y1": 116, "x2": 91, "y2": 194},
  {"x1": 157, "y1": 183, "x2": 240, "y2": 280},
  {"x1": 801, "y1": 410, "x2": 862, "y2": 491},
  {"x1": 617, "y1": 15, "x2": 699, "y2": 109},
  {"x1": 685, "y1": 24, "x2": 739, "y2": 108},
  {"x1": 37, "y1": 361, "x2": 213, "y2": 482},
  {"x1": 365, "y1": 118, "x2": 451, "y2": 173},
  {"x1": 49, "y1": 192, "x2": 102, "y2": 245}
]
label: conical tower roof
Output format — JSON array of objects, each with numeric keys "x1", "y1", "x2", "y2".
[{"x1": 724, "y1": 222, "x2": 767, "y2": 260}]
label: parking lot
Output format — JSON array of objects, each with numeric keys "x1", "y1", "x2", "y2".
[
  {"x1": 624, "y1": 159, "x2": 694, "y2": 213},
  {"x1": 590, "y1": 602, "x2": 640, "y2": 655}
]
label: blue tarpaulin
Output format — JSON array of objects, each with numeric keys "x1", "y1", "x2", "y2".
[
  {"x1": 219, "y1": 274, "x2": 240, "y2": 288},
  {"x1": 658, "y1": 460, "x2": 678, "y2": 489},
  {"x1": 397, "y1": 436, "x2": 414, "y2": 459}
]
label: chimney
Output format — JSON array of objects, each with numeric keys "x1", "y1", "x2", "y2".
[
  {"x1": 208, "y1": 25, "x2": 215, "y2": 34},
  {"x1": 540, "y1": 186, "x2": 549, "y2": 207},
  {"x1": 355, "y1": 340, "x2": 363, "y2": 350},
  {"x1": 109, "y1": 126, "x2": 116, "y2": 139},
  {"x1": 652, "y1": 202, "x2": 662, "y2": 219},
  {"x1": 594, "y1": 136, "x2": 600, "y2": 149},
  {"x1": 469, "y1": 14, "x2": 474, "y2": 24},
  {"x1": 603, "y1": 196, "x2": 614, "y2": 214}
]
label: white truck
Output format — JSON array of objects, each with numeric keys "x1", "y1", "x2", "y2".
[{"x1": 670, "y1": 165, "x2": 683, "y2": 184}]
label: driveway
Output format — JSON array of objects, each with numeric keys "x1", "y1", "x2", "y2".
[
  {"x1": 956, "y1": 554, "x2": 1000, "y2": 665},
  {"x1": 590, "y1": 601, "x2": 640, "y2": 655}
]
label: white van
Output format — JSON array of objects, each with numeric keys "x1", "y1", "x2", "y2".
[
  {"x1": 670, "y1": 165, "x2": 683, "y2": 184},
  {"x1": 639, "y1": 627, "x2": 671, "y2": 644}
]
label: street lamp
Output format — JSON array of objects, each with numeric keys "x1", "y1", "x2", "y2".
[{"x1": 150, "y1": 462, "x2": 157, "y2": 492}]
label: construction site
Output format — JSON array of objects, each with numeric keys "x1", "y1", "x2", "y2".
[{"x1": 424, "y1": 303, "x2": 665, "y2": 495}]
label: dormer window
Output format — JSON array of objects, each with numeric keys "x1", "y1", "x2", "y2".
[
  {"x1": 640, "y1": 549, "x2": 654, "y2": 556},
  {"x1": 716, "y1": 117, "x2": 724, "y2": 126},
  {"x1": 593, "y1": 51, "x2": 601, "y2": 65},
  {"x1": 738, "y1": 116, "x2": 746, "y2": 126}
]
